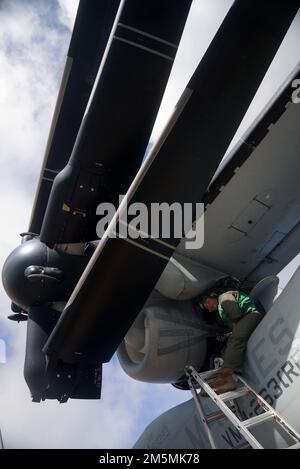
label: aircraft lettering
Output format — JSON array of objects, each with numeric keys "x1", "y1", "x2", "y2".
[
  {"x1": 221, "y1": 432, "x2": 234, "y2": 448},
  {"x1": 274, "y1": 360, "x2": 300, "y2": 390},
  {"x1": 280, "y1": 360, "x2": 299, "y2": 383},
  {"x1": 266, "y1": 377, "x2": 284, "y2": 400},
  {"x1": 250, "y1": 317, "x2": 294, "y2": 381},
  {"x1": 269, "y1": 318, "x2": 293, "y2": 355},
  {"x1": 228, "y1": 427, "x2": 243, "y2": 444},
  {"x1": 251, "y1": 337, "x2": 278, "y2": 377},
  {"x1": 221, "y1": 427, "x2": 243, "y2": 448},
  {"x1": 276, "y1": 370, "x2": 290, "y2": 389},
  {"x1": 243, "y1": 358, "x2": 300, "y2": 419}
]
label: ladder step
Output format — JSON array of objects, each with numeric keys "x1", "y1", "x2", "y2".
[
  {"x1": 206, "y1": 410, "x2": 226, "y2": 424},
  {"x1": 186, "y1": 365, "x2": 300, "y2": 449},
  {"x1": 206, "y1": 403, "x2": 237, "y2": 424},
  {"x1": 243, "y1": 411, "x2": 274, "y2": 428},
  {"x1": 219, "y1": 387, "x2": 249, "y2": 401},
  {"x1": 198, "y1": 369, "x2": 219, "y2": 380}
]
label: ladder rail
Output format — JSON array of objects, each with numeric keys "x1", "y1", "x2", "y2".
[
  {"x1": 185, "y1": 365, "x2": 300, "y2": 450},
  {"x1": 186, "y1": 367, "x2": 264, "y2": 449},
  {"x1": 187, "y1": 377, "x2": 217, "y2": 448},
  {"x1": 238, "y1": 375, "x2": 300, "y2": 445}
]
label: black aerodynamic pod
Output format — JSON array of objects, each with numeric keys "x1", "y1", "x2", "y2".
[
  {"x1": 2, "y1": 238, "x2": 90, "y2": 312},
  {"x1": 24, "y1": 305, "x2": 102, "y2": 402},
  {"x1": 2, "y1": 237, "x2": 99, "y2": 402}
]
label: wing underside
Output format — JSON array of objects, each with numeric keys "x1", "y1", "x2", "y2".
[{"x1": 176, "y1": 64, "x2": 300, "y2": 288}]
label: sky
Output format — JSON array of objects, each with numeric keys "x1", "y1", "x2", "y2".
[{"x1": 0, "y1": 0, "x2": 299, "y2": 449}]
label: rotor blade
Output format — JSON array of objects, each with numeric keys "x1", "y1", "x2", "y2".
[
  {"x1": 39, "y1": 0, "x2": 193, "y2": 245},
  {"x1": 44, "y1": 0, "x2": 299, "y2": 365},
  {"x1": 29, "y1": 0, "x2": 122, "y2": 235}
]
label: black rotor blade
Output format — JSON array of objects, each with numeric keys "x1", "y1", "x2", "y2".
[
  {"x1": 29, "y1": 0, "x2": 121, "y2": 235},
  {"x1": 44, "y1": 0, "x2": 299, "y2": 365},
  {"x1": 39, "y1": 0, "x2": 193, "y2": 245}
]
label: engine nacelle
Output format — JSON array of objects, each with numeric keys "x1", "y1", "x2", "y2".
[
  {"x1": 155, "y1": 254, "x2": 226, "y2": 300},
  {"x1": 117, "y1": 294, "x2": 207, "y2": 383}
]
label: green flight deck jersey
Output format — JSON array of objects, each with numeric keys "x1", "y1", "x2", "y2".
[{"x1": 217, "y1": 290, "x2": 259, "y2": 329}]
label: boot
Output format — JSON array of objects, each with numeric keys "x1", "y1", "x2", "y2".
[
  {"x1": 211, "y1": 367, "x2": 237, "y2": 394},
  {"x1": 200, "y1": 368, "x2": 237, "y2": 397}
]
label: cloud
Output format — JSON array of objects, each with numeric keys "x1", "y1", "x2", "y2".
[
  {"x1": 151, "y1": 2, "x2": 300, "y2": 157},
  {"x1": 0, "y1": 0, "x2": 145, "y2": 448},
  {"x1": 0, "y1": 321, "x2": 188, "y2": 448},
  {"x1": 57, "y1": 0, "x2": 79, "y2": 31},
  {"x1": 0, "y1": 2, "x2": 187, "y2": 448},
  {"x1": 0, "y1": 1, "x2": 70, "y2": 172},
  {"x1": 150, "y1": 0, "x2": 233, "y2": 143},
  {"x1": 0, "y1": 340, "x2": 6, "y2": 364},
  {"x1": 0, "y1": 0, "x2": 72, "y2": 268}
]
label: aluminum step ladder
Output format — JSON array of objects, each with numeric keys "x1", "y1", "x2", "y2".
[{"x1": 185, "y1": 365, "x2": 300, "y2": 449}]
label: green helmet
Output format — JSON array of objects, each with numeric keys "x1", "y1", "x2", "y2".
[{"x1": 197, "y1": 292, "x2": 218, "y2": 310}]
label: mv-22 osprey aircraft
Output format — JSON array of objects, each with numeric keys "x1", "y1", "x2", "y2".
[{"x1": 2, "y1": 0, "x2": 300, "y2": 449}]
